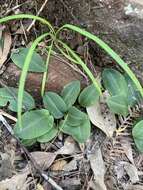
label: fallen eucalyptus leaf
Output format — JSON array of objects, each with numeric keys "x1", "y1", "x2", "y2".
[
  {"x1": 0, "y1": 172, "x2": 29, "y2": 190},
  {"x1": 89, "y1": 146, "x2": 107, "y2": 190},
  {"x1": 30, "y1": 151, "x2": 57, "y2": 170},
  {"x1": 123, "y1": 162, "x2": 139, "y2": 183},
  {"x1": 56, "y1": 136, "x2": 80, "y2": 155},
  {"x1": 0, "y1": 31, "x2": 12, "y2": 68},
  {"x1": 63, "y1": 159, "x2": 77, "y2": 171},
  {"x1": 51, "y1": 160, "x2": 67, "y2": 171},
  {"x1": 87, "y1": 92, "x2": 116, "y2": 137}
]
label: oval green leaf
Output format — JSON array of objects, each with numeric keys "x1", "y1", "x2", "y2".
[
  {"x1": 43, "y1": 92, "x2": 67, "y2": 119},
  {"x1": 37, "y1": 126, "x2": 58, "y2": 143},
  {"x1": 61, "y1": 80, "x2": 80, "y2": 108},
  {"x1": 21, "y1": 139, "x2": 37, "y2": 146},
  {"x1": 11, "y1": 48, "x2": 46, "y2": 72},
  {"x1": 78, "y1": 84, "x2": 100, "y2": 107},
  {"x1": 102, "y1": 69, "x2": 128, "y2": 96},
  {"x1": 0, "y1": 87, "x2": 35, "y2": 112},
  {"x1": 132, "y1": 120, "x2": 143, "y2": 152},
  {"x1": 125, "y1": 74, "x2": 142, "y2": 107},
  {"x1": 14, "y1": 109, "x2": 54, "y2": 139},
  {"x1": 107, "y1": 95, "x2": 129, "y2": 116},
  {"x1": 60, "y1": 118, "x2": 91, "y2": 143},
  {"x1": 66, "y1": 106, "x2": 88, "y2": 126}
]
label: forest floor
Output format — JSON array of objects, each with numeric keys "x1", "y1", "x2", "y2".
[{"x1": 0, "y1": 1, "x2": 143, "y2": 190}]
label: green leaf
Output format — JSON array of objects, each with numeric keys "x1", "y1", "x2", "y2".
[
  {"x1": 37, "y1": 126, "x2": 58, "y2": 143},
  {"x1": 43, "y1": 92, "x2": 67, "y2": 119},
  {"x1": 0, "y1": 87, "x2": 35, "y2": 112},
  {"x1": 107, "y1": 95, "x2": 129, "y2": 116},
  {"x1": 11, "y1": 48, "x2": 46, "y2": 72},
  {"x1": 60, "y1": 118, "x2": 91, "y2": 143},
  {"x1": 14, "y1": 109, "x2": 54, "y2": 139},
  {"x1": 61, "y1": 24, "x2": 143, "y2": 98},
  {"x1": 132, "y1": 120, "x2": 143, "y2": 152},
  {"x1": 21, "y1": 139, "x2": 37, "y2": 146},
  {"x1": 61, "y1": 80, "x2": 80, "y2": 108},
  {"x1": 125, "y1": 74, "x2": 142, "y2": 107},
  {"x1": 78, "y1": 84, "x2": 100, "y2": 107},
  {"x1": 102, "y1": 69, "x2": 128, "y2": 96},
  {"x1": 66, "y1": 106, "x2": 88, "y2": 126}
]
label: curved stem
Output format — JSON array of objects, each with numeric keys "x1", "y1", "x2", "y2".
[
  {"x1": 18, "y1": 33, "x2": 50, "y2": 129},
  {"x1": 41, "y1": 41, "x2": 54, "y2": 96},
  {"x1": 57, "y1": 24, "x2": 143, "y2": 98},
  {"x1": 0, "y1": 14, "x2": 55, "y2": 34},
  {"x1": 55, "y1": 44, "x2": 79, "y2": 64},
  {"x1": 58, "y1": 40, "x2": 102, "y2": 95}
]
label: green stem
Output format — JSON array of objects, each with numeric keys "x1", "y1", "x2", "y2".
[
  {"x1": 55, "y1": 44, "x2": 79, "y2": 64},
  {"x1": 41, "y1": 41, "x2": 54, "y2": 96},
  {"x1": 0, "y1": 14, "x2": 55, "y2": 34},
  {"x1": 18, "y1": 33, "x2": 50, "y2": 129},
  {"x1": 58, "y1": 40, "x2": 102, "y2": 95},
  {"x1": 57, "y1": 24, "x2": 143, "y2": 98}
]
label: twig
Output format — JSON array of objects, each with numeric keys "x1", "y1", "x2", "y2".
[
  {"x1": 27, "y1": 0, "x2": 49, "y2": 32},
  {"x1": 0, "y1": 114, "x2": 63, "y2": 190},
  {"x1": 0, "y1": 109, "x2": 17, "y2": 122}
]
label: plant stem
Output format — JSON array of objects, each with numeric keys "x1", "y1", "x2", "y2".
[
  {"x1": 0, "y1": 14, "x2": 55, "y2": 34},
  {"x1": 58, "y1": 40, "x2": 102, "y2": 95},
  {"x1": 57, "y1": 24, "x2": 143, "y2": 98},
  {"x1": 41, "y1": 41, "x2": 54, "y2": 96},
  {"x1": 18, "y1": 33, "x2": 50, "y2": 129}
]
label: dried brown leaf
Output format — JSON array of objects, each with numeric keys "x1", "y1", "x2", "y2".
[
  {"x1": 30, "y1": 151, "x2": 57, "y2": 170},
  {"x1": 123, "y1": 162, "x2": 139, "y2": 183},
  {"x1": 0, "y1": 172, "x2": 29, "y2": 190},
  {"x1": 51, "y1": 160, "x2": 67, "y2": 171},
  {"x1": 87, "y1": 92, "x2": 116, "y2": 137},
  {"x1": 63, "y1": 159, "x2": 77, "y2": 171},
  {"x1": 0, "y1": 31, "x2": 12, "y2": 68},
  {"x1": 56, "y1": 136, "x2": 80, "y2": 155},
  {"x1": 89, "y1": 146, "x2": 107, "y2": 190},
  {"x1": 123, "y1": 184, "x2": 143, "y2": 190},
  {"x1": 121, "y1": 139, "x2": 134, "y2": 164}
]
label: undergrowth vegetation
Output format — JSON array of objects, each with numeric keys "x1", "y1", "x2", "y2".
[{"x1": 0, "y1": 14, "x2": 143, "y2": 151}]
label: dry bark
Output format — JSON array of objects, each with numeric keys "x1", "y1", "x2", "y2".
[{"x1": 1, "y1": 56, "x2": 87, "y2": 97}]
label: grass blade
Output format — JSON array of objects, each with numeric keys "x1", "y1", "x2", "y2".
[
  {"x1": 41, "y1": 41, "x2": 54, "y2": 96},
  {"x1": 0, "y1": 14, "x2": 54, "y2": 33},
  {"x1": 18, "y1": 33, "x2": 50, "y2": 129},
  {"x1": 58, "y1": 40, "x2": 102, "y2": 95},
  {"x1": 58, "y1": 24, "x2": 143, "y2": 98}
]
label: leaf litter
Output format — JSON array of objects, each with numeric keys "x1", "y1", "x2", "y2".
[
  {"x1": 0, "y1": 29, "x2": 12, "y2": 69},
  {"x1": 0, "y1": 3, "x2": 143, "y2": 189}
]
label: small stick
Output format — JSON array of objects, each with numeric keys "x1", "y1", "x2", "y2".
[
  {"x1": 27, "y1": 0, "x2": 49, "y2": 32},
  {"x1": 0, "y1": 114, "x2": 63, "y2": 190},
  {"x1": 0, "y1": 109, "x2": 17, "y2": 122}
]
